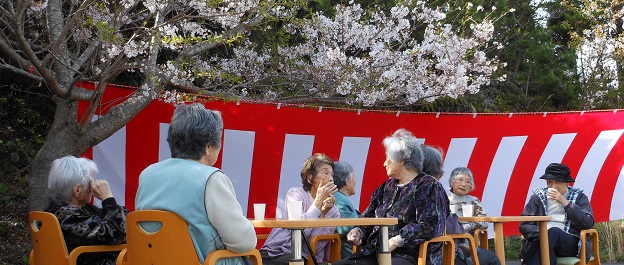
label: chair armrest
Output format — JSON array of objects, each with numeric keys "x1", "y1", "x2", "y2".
[
  {"x1": 115, "y1": 248, "x2": 127, "y2": 265},
  {"x1": 579, "y1": 228, "x2": 600, "y2": 265},
  {"x1": 68, "y1": 244, "x2": 127, "y2": 265},
  {"x1": 205, "y1": 249, "x2": 263, "y2": 265},
  {"x1": 473, "y1": 228, "x2": 489, "y2": 249},
  {"x1": 309, "y1": 234, "x2": 342, "y2": 265},
  {"x1": 418, "y1": 236, "x2": 455, "y2": 265},
  {"x1": 447, "y1": 233, "x2": 481, "y2": 265}
]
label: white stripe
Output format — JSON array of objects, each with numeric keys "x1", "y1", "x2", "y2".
[
  {"x1": 525, "y1": 133, "x2": 576, "y2": 205},
  {"x1": 480, "y1": 136, "x2": 526, "y2": 237},
  {"x1": 576, "y1": 129, "x2": 624, "y2": 200},
  {"x1": 441, "y1": 138, "x2": 477, "y2": 192},
  {"x1": 610, "y1": 164, "x2": 624, "y2": 219},
  {"x1": 482, "y1": 136, "x2": 527, "y2": 216},
  {"x1": 222, "y1": 129, "x2": 255, "y2": 216},
  {"x1": 338, "y1": 137, "x2": 372, "y2": 210},
  {"x1": 93, "y1": 126, "x2": 127, "y2": 207},
  {"x1": 275, "y1": 134, "x2": 314, "y2": 218},
  {"x1": 159, "y1": 123, "x2": 171, "y2": 161}
]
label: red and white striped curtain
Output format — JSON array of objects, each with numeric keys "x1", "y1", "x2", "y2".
[{"x1": 82, "y1": 83, "x2": 624, "y2": 236}]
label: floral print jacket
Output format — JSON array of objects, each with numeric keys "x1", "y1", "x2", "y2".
[
  {"x1": 351, "y1": 173, "x2": 448, "y2": 264},
  {"x1": 45, "y1": 197, "x2": 128, "y2": 265}
]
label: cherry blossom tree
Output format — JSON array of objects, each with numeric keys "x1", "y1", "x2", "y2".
[
  {"x1": 0, "y1": 0, "x2": 505, "y2": 210},
  {"x1": 565, "y1": 0, "x2": 624, "y2": 108}
]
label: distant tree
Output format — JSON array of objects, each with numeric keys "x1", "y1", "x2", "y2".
[
  {"x1": 0, "y1": 0, "x2": 504, "y2": 210},
  {"x1": 422, "y1": 0, "x2": 593, "y2": 112},
  {"x1": 563, "y1": 0, "x2": 624, "y2": 109}
]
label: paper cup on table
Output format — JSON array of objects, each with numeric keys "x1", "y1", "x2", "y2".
[
  {"x1": 462, "y1": 204, "x2": 474, "y2": 217},
  {"x1": 286, "y1": 201, "x2": 302, "y2": 220},
  {"x1": 253, "y1": 203, "x2": 266, "y2": 220}
]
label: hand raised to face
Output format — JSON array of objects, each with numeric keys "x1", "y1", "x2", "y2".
[
  {"x1": 90, "y1": 179, "x2": 114, "y2": 201},
  {"x1": 316, "y1": 181, "x2": 338, "y2": 200}
]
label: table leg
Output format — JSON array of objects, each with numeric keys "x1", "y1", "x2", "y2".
[
  {"x1": 377, "y1": 226, "x2": 391, "y2": 265},
  {"x1": 493, "y1": 222, "x2": 506, "y2": 265},
  {"x1": 538, "y1": 221, "x2": 549, "y2": 265},
  {"x1": 290, "y1": 229, "x2": 305, "y2": 265}
]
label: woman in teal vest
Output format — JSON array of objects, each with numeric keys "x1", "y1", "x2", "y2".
[
  {"x1": 135, "y1": 103, "x2": 257, "y2": 265},
  {"x1": 332, "y1": 161, "x2": 359, "y2": 258}
]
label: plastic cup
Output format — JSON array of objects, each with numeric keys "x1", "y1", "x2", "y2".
[
  {"x1": 253, "y1": 203, "x2": 266, "y2": 220},
  {"x1": 286, "y1": 201, "x2": 302, "y2": 220},
  {"x1": 547, "y1": 188, "x2": 557, "y2": 200},
  {"x1": 462, "y1": 204, "x2": 474, "y2": 217},
  {"x1": 450, "y1": 205, "x2": 457, "y2": 214}
]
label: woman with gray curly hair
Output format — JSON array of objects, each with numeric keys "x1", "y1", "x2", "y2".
[{"x1": 334, "y1": 128, "x2": 448, "y2": 265}]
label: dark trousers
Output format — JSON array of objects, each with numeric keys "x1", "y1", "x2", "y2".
[
  {"x1": 477, "y1": 248, "x2": 501, "y2": 265},
  {"x1": 333, "y1": 254, "x2": 412, "y2": 265},
  {"x1": 260, "y1": 250, "x2": 307, "y2": 265},
  {"x1": 522, "y1": 227, "x2": 579, "y2": 265}
]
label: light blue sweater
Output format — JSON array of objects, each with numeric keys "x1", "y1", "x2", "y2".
[{"x1": 135, "y1": 158, "x2": 244, "y2": 265}]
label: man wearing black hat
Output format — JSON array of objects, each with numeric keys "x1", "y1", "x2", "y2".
[{"x1": 518, "y1": 163, "x2": 595, "y2": 265}]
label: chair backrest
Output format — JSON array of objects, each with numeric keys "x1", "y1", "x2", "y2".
[
  {"x1": 125, "y1": 210, "x2": 202, "y2": 264},
  {"x1": 29, "y1": 211, "x2": 71, "y2": 265}
]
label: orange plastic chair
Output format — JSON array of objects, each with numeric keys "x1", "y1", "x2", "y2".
[
  {"x1": 308, "y1": 234, "x2": 342, "y2": 265},
  {"x1": 418, "y1": 235, "x2": 456, "y2": 265},
  {"x1": 29, "y1": 211, "x2": 126, "y2": 265},
  {"x1": 117, "y1": 210, "x2": 262, "y2": 265}
]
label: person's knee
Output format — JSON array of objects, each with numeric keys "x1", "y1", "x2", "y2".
[{"x1": 547, "y1": 227, "x2": 564, "y2": 236}]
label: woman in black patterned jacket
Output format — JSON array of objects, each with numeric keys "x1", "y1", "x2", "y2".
[
  {"x1": 45, "y1": 155, "x2": 128, "y2": 265},
  {"x1": 334, "y1": 129, "x2": 448, "y2": 265}
]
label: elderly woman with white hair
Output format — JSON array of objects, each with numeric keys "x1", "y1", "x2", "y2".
[
  {"x1": 448, "y1": 167, "x2": 488, "y2": 234},
  {"x1": 45, "y1": 155, "x2": 128, "y2": 265},
  {"x1": 334, "y1": 128, "x2": 448, "y2": 265}
]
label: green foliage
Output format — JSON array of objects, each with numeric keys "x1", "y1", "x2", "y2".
[
  {"x1": 503, "y1": 236, "x2": 522, "y2": 261},
  {"x1": 0, "y1": 74, "x2": 54, "y2": 264}
]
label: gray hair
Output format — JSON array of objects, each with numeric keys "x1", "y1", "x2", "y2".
[
  {"x1": 421, "y1": 145, "x2": 444, "y2": 179},
  {"x1": 382, "y1": 128, "x2": 423, "y2": 172},
  {"x1": 167, "y1": 103, "x2": 224, "y2": 160},
  {"x1": 333, "y1": 161, "x2": 354, "y2": 189},
  {"x1": 449, "y1": 167, "x2": 475, "y2": 192},
  {"x1": 48, "y1": 156, "x2": 97, "y2": 201}
]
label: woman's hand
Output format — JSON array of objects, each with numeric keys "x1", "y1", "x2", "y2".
[
  {"x1": 320, "y1": 195, "x2": 335, "y2": 215},
  {"x1": 91, "y1": 179, "x2": 114, "y2": 201},
  {"x1": 314, "y1": 181, "x2": 337, "y2": 211},
  {"x1": 388, "y1": 237, "x2": 400, "y2": 252},
  {"x1": 346, "y1": 228, "x2": 362, "y2": 246}
]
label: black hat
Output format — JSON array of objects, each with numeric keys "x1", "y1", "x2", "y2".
[{"x1": 539, "y1": 163, "x2": 575, "y2": 182}]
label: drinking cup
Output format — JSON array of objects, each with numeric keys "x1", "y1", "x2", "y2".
[
  {"x1": 253, "y1": 203, "x2": 266, "y2": 220},
  {"x1": 462, "y1": 204, "x2": 474, "y2": 217},
  {"x1": 286, "y1": 201, "x2": 302, "y2": 220}
]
